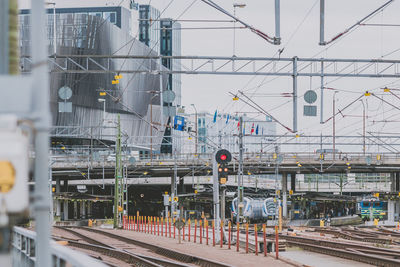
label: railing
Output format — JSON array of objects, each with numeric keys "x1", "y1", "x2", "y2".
[{"x1": 12, "y1": 226, "x2": 107, "y2": 267}]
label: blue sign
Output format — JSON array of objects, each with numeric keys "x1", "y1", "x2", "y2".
[{"x1": 174, "y1": 116, "x2": 185, "y2": 131}]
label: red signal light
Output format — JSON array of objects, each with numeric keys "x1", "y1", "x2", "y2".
[{"x1": 220, "y1": 154, "x2": 227, "y2": 161}]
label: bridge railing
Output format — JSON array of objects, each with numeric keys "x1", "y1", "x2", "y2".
[{"x1": 12, "y1": 226, "x2": 107, "y2": 267}]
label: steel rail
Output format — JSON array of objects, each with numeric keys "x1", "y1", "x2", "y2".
[
  {"x1": 55, "y1": 227, "x2": 191, "y2": 267},
  {"x1": 286, "y1": 240, "x2": 400, "y2": 267},
  {"x1": 71, "y1": 227, "x2": 232, "y2": 267}
]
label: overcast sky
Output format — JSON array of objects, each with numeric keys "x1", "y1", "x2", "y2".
[{"x1": 20, "y1": 0, "x2": 400, "y2": 138}]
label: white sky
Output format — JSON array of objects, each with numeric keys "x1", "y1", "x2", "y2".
[{"x1": 20, "y1": 0, "x2": 400, "y2": 138}]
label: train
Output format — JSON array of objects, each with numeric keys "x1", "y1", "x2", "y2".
[
  {"x1": 358, "y1": 199, "x2": 388, "y2": 221},
  {"x1": 231, "y1": 197, "x2": 277, "y2": 222}
]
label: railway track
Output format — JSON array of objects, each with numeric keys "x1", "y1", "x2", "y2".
[
  {"x1": 280, "y1": 234, "x2": 400, "y2": 267},
  {"x1": 315, "y1": 227, "x2": 400, "y2": 245},
  {"x1": 55, "y1": 226, "x2": 232, "y2": 267}
]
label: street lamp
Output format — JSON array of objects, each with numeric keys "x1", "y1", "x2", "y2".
[
  {"x1": 190, "y1": 104, "x2": 198, "y2": 155},
  {"x1": 233, "y1": 3, "x2": 246, "y2": 56}
]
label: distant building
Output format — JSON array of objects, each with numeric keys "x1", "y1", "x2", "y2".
[
  {"x1": 19, "y1": 4, "x2": 168, "y2": 152},
  {"x1": 138, "y1": 4, "x2": 160, "y2": 54},
  {"x1": 186, "y1": 112, "x2": 276, "y2": 154},
  {"x1": 160, "y1": 18, "x2": 182, "y2": 106}
]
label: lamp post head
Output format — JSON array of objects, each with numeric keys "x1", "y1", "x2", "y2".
[
  {"x1": 233, "y1": 3, "x2": 246, "y2": 8},
  {"x1": 98, "y1": 98, "x2": 106, "y2": 103}
]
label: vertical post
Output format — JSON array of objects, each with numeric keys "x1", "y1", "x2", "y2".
[
  {"x1": 320, "y1": 61, "x2": 324, "y2": 123},
  {"x1": 254, "y1": 224, "x2": 258, "y2": 255},
  {"x1": 200, "y1": 220, "x2": 202, "y2": 244},
  {"x1": 263, "y1": 224, "x2": 267, "y2": 256},
  {"x1": 173, "y1": 218, "x2": 176, "y2": 239},
  {"x1": 221, "y1": 187, "x2": 226, "y2": 227},
  {"x1": 52, "y1": 3, "x2": 56, "y2": 55},
  {"x1": 236, "y1": 223, "x2": 240, "y2": 252},
  {"x1": 213, "y1": 150, "x2": 220, "y2": 241},
  {"x1": 245, "y1": 223, "x2": 249, "y2": 253},
  {"x1": 169, "y1": 217, "x2": 171, "y2": 237},
  {"x1": 194, "y1": 219, "x2": 197, "y2": 243},
  {"x1": 319, "y1": 0, "x2": 325, "y2": 45},
  {"x1": 237, "y1": 116, "x2": 244, "y2": 223},
  {"x1": 114, "y1": 114, "x2": 121, "y2": 228},
  {"x1": 228, "y1": 221, "x2": 231, "y2": 249},
  {"x1": 274, "y1": 0, "x2": 281, "y2": 45},
  {"x1": 205, "y1": 220, "x2": 208, "y2": 245},
  {"x1": 292, "y1": 57, "x2": 298, "y2": 132},
  {"x1": 220, "y1": 222, "x2": 223, "y2": 248},
  {"x1": 183, "y1": 219, "x2": 185, "y2": 240},
  {"x1": 212, "y1": 220, "x2": 215, "y2": 246},
  {"x1": 188, "y1": 218, "x2": 191, "y2": 241},
  {"x1": 333, "y1": 92, "x2": 337, "y2": 161},
  {"x1": 0, "y1": 0, "x2": 9, "y2": 74},
  {"x1": 31, "y1": 0, "x2": 52, "y2": 266},
  {"x1": 360, "y1": 100, "x2": 366, "y2": 155},
  {"x1": 282, "y1": 173, "x2": 288, "y2": 218},
  {"x1": 275, "y1": 226, "x2": 279, "y2": 259}
]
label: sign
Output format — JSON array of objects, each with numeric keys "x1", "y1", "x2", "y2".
[
  {"x1": 174, "y1": 219, "x2": 185, "y2": 230},
  {"x1": 174, "y1": 196, "x2": 179, "y2": 202},
  {"x1": 174, "y1": 116, "x2": 185, "y2": 131},
  {"x1": 220, "y1": 178, "x2": 227, "y2": 184}
]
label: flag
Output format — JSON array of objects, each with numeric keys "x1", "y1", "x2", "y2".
[
  {"x1": 243, "y1": 123, "x2": 245, "y2": 135},
  {"x1": 226, "y1": 114, "x2": 230, "y2": 124},
  {"x1": 251, "y1": 123, "x2": 255, "y2": 134},
  {"x1": 262, "y1": 127, "x2": 264, "y2": 135},
  {"x1": 237, "y1": 121, "x2": 240, "y2": 131},
  {"x1": 256, "y1": 125, "x2": 259, "y2": 135},
  {"x1": 213, "y1": 110, "x2": 217, "y2": 123}
]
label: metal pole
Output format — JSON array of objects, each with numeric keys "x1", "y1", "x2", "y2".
[
  {"x1": 172, "y1": 146, "x2": 177, "y2": 217},
  {"x1": 32, "y1": 0, "x2": 51, "y2": 265},
  {"x1": 274, "y1": 0, "x2": 281, "y2": 44},
  {"x1": 150, "y1": 100, "x2": 153, "y2": 161},
  {"x1": 292, "y1": 57, "x2": 298, "y2": 132},
  {"x1": 360, "y1": 100, "x2": 366, "y2": 155},
  {"x1": 233, "y1": 7, "x2": 236, "y2": 56},
  {"x1": 320, "y1": 61, "x2": 324, "y2": 123},
  {"x1": 237, "y1": 116, "x2": 243, "y2": 223},
  {"x1": 52, "y1": 3, "x2": 56, "y2": 55},
  {"x1": 114, "y1": 114, "x2": 121, "y2": 228},
  {"x1": 0, "y1": 0, "x2": 9, "y2": 74},
  {"x1": 212, "y1": 150, "x2": 220, "y2": 241},
  {"x1": 319, "y1": 0, "x2": 325, "y2": 45},
  {"x1": 333, "y1": 92, "x2": 337, "y2": 161}
]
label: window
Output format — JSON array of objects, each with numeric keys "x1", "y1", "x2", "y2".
[{"x1": 104, "y1": 12, "x2": 117, "y2": 24}]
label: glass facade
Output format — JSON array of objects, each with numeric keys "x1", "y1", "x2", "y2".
[{"x1": 138, "y1": 5, "x2": 160, "y2": 54}]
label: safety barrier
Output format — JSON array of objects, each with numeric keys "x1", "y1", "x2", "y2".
[
  {"x1": 122, "y1": 215, "x2": 280, "y2": 259},
  {"x1": 12, "y1": 226, "x2": 107, "y2": 267}
]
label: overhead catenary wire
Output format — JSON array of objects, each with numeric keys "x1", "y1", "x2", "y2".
[{"x1": 321, "y1": 0, "x2": 394, "y2": 45}]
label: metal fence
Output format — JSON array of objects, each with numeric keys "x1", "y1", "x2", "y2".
[{"x1": 12, "y1": 226, "x2": 107, "y2": 267}]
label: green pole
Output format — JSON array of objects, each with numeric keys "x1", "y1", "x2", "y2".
[
  {"x1": 114, "y1": 114, "x2": 122, "y2": 228},
  {"x1": 9, "y1": 0, "x2": 19, "y2": 74}
]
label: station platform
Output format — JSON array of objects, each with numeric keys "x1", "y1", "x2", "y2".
[{"x1": 101, "y1": 228, "x2": 296, "y2": 267}]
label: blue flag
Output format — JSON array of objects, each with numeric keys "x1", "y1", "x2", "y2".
[
  {"x1": 213, "y1": 110, "x2": 217, "y2": 123},
  {"x1": 256, "y1": 125, "x2": 259, "y2": 135},
  {"x1": 226, "y1": 114, "x2": 230, "y2": 124}
]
